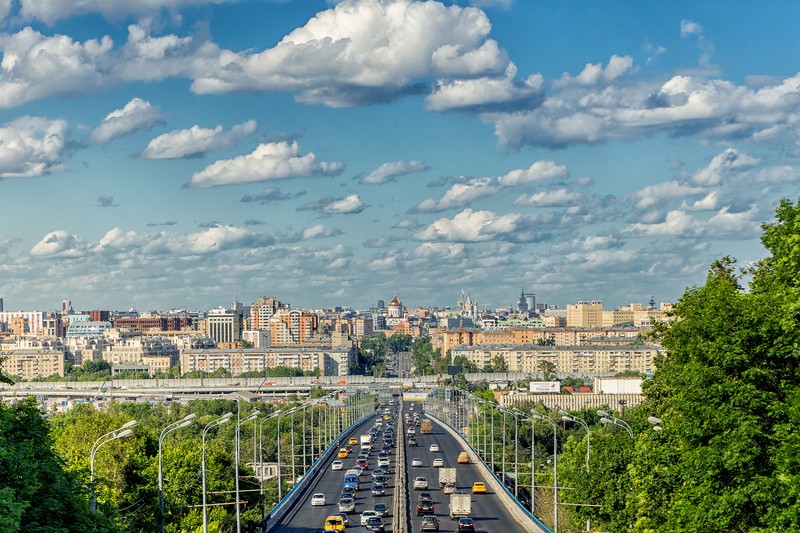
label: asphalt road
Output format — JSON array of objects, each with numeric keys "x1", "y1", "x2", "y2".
[
  {"x1": 272, "y1": 410, "x2": 400, "y2": 533},
  {"x1": 272, "y1": 403, "x2": 521, "y2": 533},
  {"x1": 405, "y1": 407, "x2": 519, "y2": 533}
]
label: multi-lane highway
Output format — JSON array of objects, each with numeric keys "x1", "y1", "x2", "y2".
[{"x1": 271, "y1": 400, "x2": 530, "y2": 533}]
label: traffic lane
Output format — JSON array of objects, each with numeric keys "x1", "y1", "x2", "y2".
[
  {"x1": 407, "y1": 418, "x2": 518, "y2": 533},
  {"x1": 274, "y1": 417, "x2": 396, "y2": 531}
]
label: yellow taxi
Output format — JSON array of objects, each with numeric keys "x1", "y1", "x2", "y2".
[
  {"x1": 457, "y1": 452, "x2": 469, "y2": 464},
  {"x1": 324, "y1": 515, "x2": 345, "y2": 531},
  {"x1": 348, "y1": 437, "x2": 359, "y2": 445},
  {"x1": 472, "y1": 481, "x2": 486, "y2": 494},
  {"x1": 337, "y1": 448, "x2": 348, "y2": 459}
]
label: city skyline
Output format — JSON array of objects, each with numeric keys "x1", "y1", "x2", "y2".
[{"x1": 2, "y1": 1, "x2": 798, "y2": 311}]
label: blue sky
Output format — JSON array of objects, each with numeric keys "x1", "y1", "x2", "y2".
[{"x1": 1, "y1": 0, "x2": 799, "y2": 313}]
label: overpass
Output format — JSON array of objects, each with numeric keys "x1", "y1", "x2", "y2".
[{"x1": 263, "y1": 396, "x2": 548, "y2": 533}]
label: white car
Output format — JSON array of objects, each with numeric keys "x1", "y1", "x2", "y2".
[
  {"x1": 378, "y1": 458, "x2": 390, "y2": 468},
  {"x1": 331, "y1": 460, "x2": 344, "y2": 471},
  {"x1": 360, "y1": 510, "x2": 378, "y2": 525},
  {"x1": 311, "y1": 493, "x2": 326, "y2": 506},
  {"x1": 414, "y1": 476, "x2": 429, "y2": 490},
  {"x1": 429, "y1": 443, "x2": 440, "y2": 452},
  {"x1": 432, "y1": 458, "x2": 444, "y2": 468},
  {"x1": 412, "y1": 457, "x2": 423, "y2": 467}
]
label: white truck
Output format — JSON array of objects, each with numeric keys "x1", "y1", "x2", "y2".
[
  {"x1": 360, "y1": 434, "x2": 371, "y2": 445},
  {"x1": 438, "y1": 467, "x2": 456, "y2": 487},
  {"x1": 449, "y1": 492, "x2": 471, "y2": 520}
]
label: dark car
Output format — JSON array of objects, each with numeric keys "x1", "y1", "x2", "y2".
[
  {"x1": 457, "y1": 517, "x2": 476, "y2": 532},
  {"x1": 417, "y1": 492, "x2": 432, "y2": 502},
  {"x1": 371, "y1": 484, "x2": 385, "y2": 496},
  {"x1": 365, "y1": 516, "x2": 386, "y2": 532},
  {"x1": 420, "y1": 515, "x2": 440, "y2": 531},
  {"x1": 373, "y1": 502, "x2": 389, "y2": 517},
  {"x1": 416, "y1": 500, "x2": 435, "y2": 516},
  {"x1": 408, "y1": 437, "x2": 418, "y2": 446},
  {"x1": 374, "y1": 475, "x2": 389, "y2": 486}
]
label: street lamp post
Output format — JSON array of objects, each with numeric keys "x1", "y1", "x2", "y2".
[
  {"x1": 202, "y1": 412, "x2": 233, "y2": 533},
  {"x1": 597, "y1": 409, "x2": 633, "y2": 438},
  {"x1": 533, "y1": 413, "x2": 558, "y2": 533},
  {"x1": 235, "y1": 410, "x2": 260, "y2": 533},
  {"x1": 90, "y1": 420, "x2": 137, "y2": 513},
  {"x1": 559, "y1": 409, "x2": 590, "y2": 472},
  {"x1": 276, "y1": 407, "x2": 300, "y2": 502},
  {"x1": 158, "y1": 413, "x2": 196, "y2": 532}
]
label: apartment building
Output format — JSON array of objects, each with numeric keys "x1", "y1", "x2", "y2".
[
  {"x1": 0, "y1": 348, "x2": 65, "y2": 379},
  {"x1": 450, "y1": 343, "x2": 661, "y2": 375},
  {"x1": 180, "y1": 345, "x2": 355, "y2": 376}
]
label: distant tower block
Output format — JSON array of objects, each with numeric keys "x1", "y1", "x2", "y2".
[
  {"x1": 517, "y1": 288, "x2": 528, "y2": 313},
  {"x1": 0, "y1": 297, "x2": 3, "y2": 312}
]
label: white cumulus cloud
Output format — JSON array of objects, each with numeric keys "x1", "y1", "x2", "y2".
[
  {"x1": 323, "y1": 194, "x2": 365, "y2": 215},
  {"x1": 0, "y1": 116, "x2": 69, "y2": 178},
  {"x1": 188, "y1": 140, "x2": 343, "y2": 188},
  {"x1": 91, "y1": 98, "x2": 164, "y2": 143},
  {"x1": 361, "y1": 160, "x2": 428, "y2": 184},
  {"x1": 514, "y1": 188, "x2": 582, "y2": 207},
  {"x1": 691, "y1": 148, "x2": 760, "y2": 185},
  {"x1": 416, "y1": 208, "x2": 521, "y2": 242},
  {"x1": 30, "y1": 230, "x2": 85, "y2": 257},
  {"x1": 142, "y1": 120, "x2": 257, "y2": 159}
]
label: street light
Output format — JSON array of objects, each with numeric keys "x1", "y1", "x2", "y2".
[
  {"x1": 235, "y1": 410, "x2": 260, "y2": 533},
  {"x1": 532, "y1": 413, "x2": 558, "y2": 533},
  {"x1": 597, "y1": 409, "x2": 633, "y2": 438},
  {"x1": 158, "y1": 413, "x2": 196, "y2": 532},
  {"x1": 202, "y1": 412, "x2": 233, "y2": 533},
  {"x1": 648, "y1": 416, "x2": 663, "y2": 432},
  {"x1": 276, "y1": 406, "x2": 301, "y2": 502},
  {"x1": 90, "y1": 420, "x2": 137, "y2": 513},
  {"x1": 559, "y1": 409, "x2": 590, "y2": 472},
  {"x1": 258, "y1": 409, "x2": 282, "y2": 515}
]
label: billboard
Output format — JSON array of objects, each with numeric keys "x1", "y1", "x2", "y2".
[{"x1": 529, "y1": 381, "x2": 561, "y2": 393}]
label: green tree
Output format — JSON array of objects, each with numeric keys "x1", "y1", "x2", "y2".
[
  {"x1": 629, "y1": 199, "x2": 800, "y2": 532},
  {"x1": 0, "y1": 398, "x2": 102, "y2": 532}
]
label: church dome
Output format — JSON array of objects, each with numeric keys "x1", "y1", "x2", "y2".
[{"x1": 388, "y1": 295, "x2": 402, "y2": 307}]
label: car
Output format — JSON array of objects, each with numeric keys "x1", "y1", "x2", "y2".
[
  {"x1": 331, "y1": 460, "x2": 344, "y2": 471},
  {"x1": 311, "y1": 493, "x2": 326, "y2": 506},
  {"x1": 342, "y1": 485, "x2": 356, "y2": 497},
  {"x1": 408, "y1": 437, "x2": 418, "y2": 446},
  {"x1": 443, "y1": 481, "x2": 456, "y2": 494},
  {"x1": 420, "y1": 515, "x2": 440, "y2": 531},
  {"x1": 371, "y1": 468, "x2": 386, "y2": 479},
  {"x1": 360, "y1": 510, "x2": 378, "y2": 526},
  {"x1": 324, "y1": 515, "x2": 346, "y2": 531},
  {"x1": 374, "y1": 475, "x2": 389, "y2": 486},
  {"x1": 457, "y1": 517, "x2": 476, "y2": 532},
  {"x1": 378, "y1": 458, "x2": 390, "y2": 468},
  {"x1": 373, "y1": 502, "x2": 389, "y2": 517},
  {"x1": 349, "y1": 437, "x2": 359, "y2": 445},
  {"x1": 413, "y1": 477, "x2": 429, "y2": 490},
  {"x1": 416, "y1": 500, "x2": 435, "y2": 516},
  {"x1": 338, "y1": 449, "x2": 349, "y2": 459},
  {"x1": 333, "y1": 512, "x2": 350, "y2": 527},
  {"x1": 457, "y1": 452, "x2": 469, "y2": 464},
  {"x1": 351, "y1": 465, "x2": 364, "y2": 476},
  {"x1": 412, "y1": 457, "x2": 423, "y2": 467},
  {"x1": 417, "y1": 492, "x2": 432, "y2": 502},
  {"x1": 344, "y1": 445, "x2": 353, "y2": 453},
  {"x1": 432, "y1": 458, "x2": 444, "y2": 468},
  {"x1": 364, "y1": 516, "x2": 386, "y2": 532},
  {"x1": 471, "y1": 481, "x2": 486, "y2": 494},
  {"x1": 339, "y1": 496, "x2": 355, "y2": 513},
  {"x1": 371, "y1": 484, "x2": 385, "y2": 496},
  {"x1": 429, "y1": 443, "x2": 440, "y2": 452},
  {"x1": 358, "y1": 453, "x2": 369, "y2": 461},
  {"x1": 357, "y1": 458, "x2": 369, "y2": 470}
]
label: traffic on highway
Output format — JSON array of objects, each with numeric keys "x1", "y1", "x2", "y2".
[{"x1": 269, "y1": 396, "x2": 523, "y2": 533}]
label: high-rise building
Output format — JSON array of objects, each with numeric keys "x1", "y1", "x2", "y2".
[
  {"x1": 0, "y1": 297, "x2": 4, "y2": 312},
  {"x1": 251, "y1": 296, "x2": 286, "y2": 330},
  {"x1": 207, "y1": 307, "x2": 243, "y2": 345},
  {"x1": 566, "y1": 300, "x2": 604, "y2": 328},
  {"x1": 517, "y1": 288, "x2": 528, "y2": 313}
]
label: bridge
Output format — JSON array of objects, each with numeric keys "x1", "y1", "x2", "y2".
[{"x1": 262, "y1": 396, "x2": 549, "y2": 533}]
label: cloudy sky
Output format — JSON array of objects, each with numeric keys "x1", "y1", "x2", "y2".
[{"x1": 1, "y1": 0, "x2": 798, "y2": 313}]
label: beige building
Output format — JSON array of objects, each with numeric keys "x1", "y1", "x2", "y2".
[
  {"x1": 101, "y1": 337, "x2": 180, "y2": 371},
  {"x1": 180, "y1": 346, "x2": 355, "y2": 376},
  {"x1": 0, "y1": 349, "x2": 65, "y2": 379},
  {"x1": 566, "y1": 301, "x2": 604, "y2": 328},
  {"x1": 450, "y1": 343, "x2": 661, "y2": 375}
]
